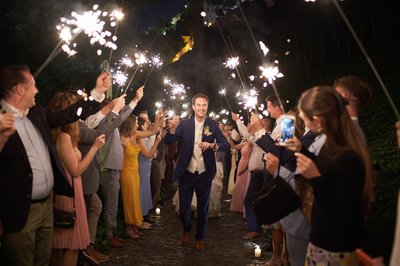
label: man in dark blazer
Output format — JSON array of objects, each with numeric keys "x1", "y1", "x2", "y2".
[
  {"x1": 0, "y1": 65, "x2": 109, "y2": 266},
  {"x1": 164, "y1": 93, "x2": 229, "y2": 252}
]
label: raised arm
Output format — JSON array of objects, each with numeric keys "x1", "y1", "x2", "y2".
[
  {"x1": 138, "y1": 133, "x2": 163, "y2": 159},
  {"x1": 56, "y1": 132, "x2": 105, "y2": 177},
  {"x1": 136, "y1": 108, "x2": 163, "y2": 138},
  {"x1": 164, "y1": 115, "x2": 181, "y2": 144},
  {"x1": 79, "y1": 95, "x2": 126, "y2": 144}
]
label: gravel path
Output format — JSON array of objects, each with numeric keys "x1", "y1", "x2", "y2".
[{"x1": 102, "y1": 189, "x2": 272, "y2": 266}]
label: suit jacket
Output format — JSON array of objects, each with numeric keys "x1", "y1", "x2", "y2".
[
  {"x1": 79, "y1": 110, "x2": 119, "y2": 195},
  {"x1": 99, "y1": 104, "x2": 135, "y2": 171},
  {"x1": 164, "y1": 116, "x2": 230, "y2": 180},
  {"x1": 256, "y1": 130, "x2": 317, "y2": 172},
  {"x1": 0, "y1": 98, "x2": 100, "y2": 233}
]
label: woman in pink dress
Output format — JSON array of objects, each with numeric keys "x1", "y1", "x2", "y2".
[
  {"x1": 230, "y1": 141, "x2": 252, "y2": 212},
  {"x1": 47, "y1": 92, "x2": 105, "y2": 266}
]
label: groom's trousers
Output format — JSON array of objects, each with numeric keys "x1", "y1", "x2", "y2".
[{"x1": 179, "y1": 170, "x2": 213, "y2": 240}]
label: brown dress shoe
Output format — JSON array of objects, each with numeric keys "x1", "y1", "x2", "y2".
[
  {"x1": 242, "y1": 231, "x2": 260, "y2": 240},
  {"x1": 181, "y1": 232, "x2": 190, "y2": 246},
  {"x1": 195, "y1": 240, "x2": 205, "y2": 252},
  {"x1": 109, "y1": 237, "x2": 124, "y2": 248},
  {"x1": 83, "y1": 244, "x2": 110, "y2": 264}
]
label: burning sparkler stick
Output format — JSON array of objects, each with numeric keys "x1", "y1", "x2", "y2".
[
  {"x1": 122, "y1": 53, "x2": 148, "y2": 96},
  {"x1": 329, "y1": 0, "x2": 399, "y2": 119},
  {"x1": 34, "y1": 5, "x2": 118, "y2": 78},
  {"x1": 143, "y1": 55, "x2": 163, "y2": 86},
  {"x1": 218, "y1": 89, "x2": 233, "y2": 112},
  {"x1": 303, "y1": 0, "x2": 399, "y2": 118},
  {"x1": 107, "y1": 9, "x2": 124, "y2": 69}
]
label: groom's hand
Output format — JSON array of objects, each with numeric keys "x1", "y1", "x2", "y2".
[{"x1": 199, "y1": 142, "x2": 215, "y2": 152}]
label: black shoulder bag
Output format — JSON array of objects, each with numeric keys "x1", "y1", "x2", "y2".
[
  {"x1": 53, "y1": 179, "x2": 76, "y2": 228},
  {"x1": 252, "y1": 155, "x2": 301, "y2": 225}
]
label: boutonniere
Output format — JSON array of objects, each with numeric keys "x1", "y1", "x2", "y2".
[{"x1": 203, "y1": 126, "x2": 213, "y2": 136}]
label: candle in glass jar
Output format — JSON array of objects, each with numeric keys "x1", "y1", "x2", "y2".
[
  {"x1": 254, "y1": 246, "x2": 261, "y2": 257},
  {"x1": 155, "y1": 207, "x2": 161, "y2": 215}
]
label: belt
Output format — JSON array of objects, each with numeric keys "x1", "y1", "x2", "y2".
[{"x1": 31, "y1": 195, "x2": 50, "y2": 204}]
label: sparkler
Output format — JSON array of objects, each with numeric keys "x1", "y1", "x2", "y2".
[
  {"x1": 34, "y1": 5, "x2": 118, "y2": 78},
  {"x1": 107, "y1": 9, "x2": 124, "y2": 69},
  {"x1": 143, "y1": 55, "x2": 163, "y2": 86},
  {"x1": 164, "y1": 78, "x2": 187, "y2": 101},
  {"x1": 236, "y1": 1, "x2": 287, "y2": 114},
  {"x1": 111, "y1": 55, "x2": 134, "y2": 97},
  {"x1": 218, "y1": 88, "x2": 233, "y2": 112},
  {"x1": 237, "y1": 89, "x2": 259, "y2": 114},
  {"x1": 303, "y1": 0, "x2": 399, "y2": 118},
  {"x1": 259, "y1": 41, "x2": 269, "y2": 57},
  {"x1": 112, "y1": 70, "x2": 128, "y2": 87},
  {"x1": 223, "y1": 57, "x2": 240, "y2": 69},
  {"x1": 222, "y1": 54, "x2": 248, "y2": 94},
  {"x1": 259, "y1": 63, "x2": 286, "y2": 113},
  {"x1": 123, "y1": 53, "x2": 148, "y2": 96},
  {"x1": 331, "y1": 0, "x2": 399, "y2": 118},
  {"x1": 259, "y1": 65, "x2": 284, "y2": 85},
  {"x1": 155, "y1": 101, "x2": 163, "y2": 109}
]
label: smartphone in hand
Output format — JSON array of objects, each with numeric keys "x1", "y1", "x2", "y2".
[{"x1": 278, "y1": 115, "x2": 295, "y2": 146}]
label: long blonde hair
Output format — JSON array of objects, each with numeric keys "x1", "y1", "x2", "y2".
[
  {"x1": 46, "y1": 91, "x2": 80, "y2": 146},
  {"x1": 298, "y1": 86, "x2": 374, "y2": 216}
]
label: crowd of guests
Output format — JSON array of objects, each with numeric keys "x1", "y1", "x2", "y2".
[
  {"x1": 221, "y1": 76, "x2": 400, "y2": 266},
  {"x1": 0, "y1": 65, "x2": 178, "y2": 266},
  {"x1": 0, "y1": 63, "x2": 399, "y2": 266}
]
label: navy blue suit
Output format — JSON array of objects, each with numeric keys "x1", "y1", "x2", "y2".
[{"x1": 164, "y1": 116, "x2": 229, "y2": 240}]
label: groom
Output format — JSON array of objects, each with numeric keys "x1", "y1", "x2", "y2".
[{"x1": 165, "y1": 93, "x2": 229, "y2": 251}]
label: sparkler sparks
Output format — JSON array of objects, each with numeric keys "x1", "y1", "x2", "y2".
[
  {"x1": 120, "y1": 56, "x2": 134, "y2": 68},
  {"x1": 112, "y1": 70, "x2": 128, "y2": 87},
  {"x1": 135, "y1": 53, "x2": 148, "y2": 65},
  {"x1": 155, "y1": 101, "x2": 163, "y2": 108},
  {"x1": 259, "y1": 41, "x2": 269, "y2": 56},
  {"x1": 237, "y1": 89, "x2": 258, "y2": 111},
  {"x1": 164, "y1": 78, "x2": 187, "y2": 101},
  {"x1": 223, "y1": 57, "x2": 240, "y2": 69},
  {"x1": 57, "y1": 5, "x2": 118, "y2": 56},
  {"x1": 218, "y1": 89, "x2": 227, "y2": 95},
  {"x1": 110, "y1": 9, "x2": 124, "y2": 21},
  {"x1": 150, "y1": 55, "x2": 163, "y2": 68},
  {"x1": 259, "y1": 65, "x2": 284, "y2": 84}
]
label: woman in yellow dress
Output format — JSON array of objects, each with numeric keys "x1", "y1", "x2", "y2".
[{"x1": 120, "y1": 113, "x2": 162, "y2": 238}]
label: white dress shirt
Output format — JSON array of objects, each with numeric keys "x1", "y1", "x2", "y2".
[{"x1": 186, "y1": 119, "x2": 206, "y2": 174}]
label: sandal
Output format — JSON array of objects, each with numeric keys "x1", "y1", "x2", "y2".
[
  {"x1": 126, "y1": 231, "x2": 141, "y2": 239},
  {"x1": 139, "y1": 222, "x2": 152, "y2": 230}
]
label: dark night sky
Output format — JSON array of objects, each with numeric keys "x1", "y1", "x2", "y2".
[
  {"x1": 1, "y1": 0, "x2": 399, "y2": 117},
  {"x1": 136, "y1": 0, "x2": 187, "y2": 30}
]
